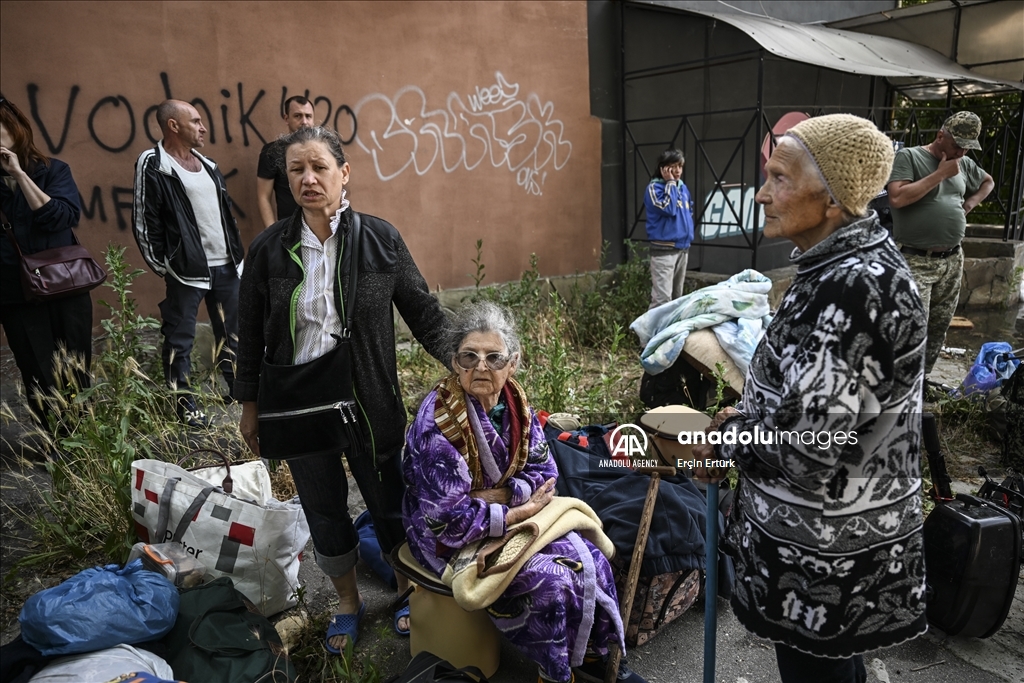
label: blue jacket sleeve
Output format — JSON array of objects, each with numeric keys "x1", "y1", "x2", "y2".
[{"x1": 645, "y1": 180, "x2": 680, "y2": 218}]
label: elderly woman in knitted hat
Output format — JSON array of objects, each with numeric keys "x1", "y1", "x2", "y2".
[
  {"x1": 693, "y1": 114, "x2": 928, "y2": 683},
  {"x1": 402, "y1": 301, "x2": 645, "y2": 683}
]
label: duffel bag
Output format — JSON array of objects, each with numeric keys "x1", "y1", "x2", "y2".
[{"x1": 165, "y1": 577, "x2": 296, "y2": 683}]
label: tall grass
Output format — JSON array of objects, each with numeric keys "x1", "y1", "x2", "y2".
[{"x1": 567, "y1": 242, "x2": 651, "y2": 349}]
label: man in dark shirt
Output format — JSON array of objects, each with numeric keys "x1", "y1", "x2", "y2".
[{"x1": 256, "y1": 96, "x2": 315, "y2": 226}]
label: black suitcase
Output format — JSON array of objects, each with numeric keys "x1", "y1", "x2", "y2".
[{"x1": 924, "y1": 493, "x2": 1022, "y2": 638}]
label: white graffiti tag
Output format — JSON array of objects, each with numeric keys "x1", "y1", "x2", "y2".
[{"x1": 353, "y1": 72, "x2": 572, "y2": 196}]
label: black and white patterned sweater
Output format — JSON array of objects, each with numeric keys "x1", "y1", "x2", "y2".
[{"x1": 718, "y1": 214, "x2": 929, "y2": 657}]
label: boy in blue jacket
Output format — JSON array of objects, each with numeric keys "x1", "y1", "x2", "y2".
[{"x1": 644, "y1": 149, "x2": 694, "y2": 308}]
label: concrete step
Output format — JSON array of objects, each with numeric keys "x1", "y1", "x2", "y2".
[{"x1": 965, "y1": 223, "x2": 1009, "y2": 240}]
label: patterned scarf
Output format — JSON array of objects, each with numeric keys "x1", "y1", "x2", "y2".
[{"x1": 433, "y1": 374, "x2": 532, "y2": 490}]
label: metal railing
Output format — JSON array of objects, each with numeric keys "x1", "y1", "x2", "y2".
[{"x1": 622, "y1": 47, "x2": 1024, "y2": 269}]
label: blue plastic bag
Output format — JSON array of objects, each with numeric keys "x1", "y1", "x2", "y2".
[
  {"x1": 19, "y1": 559, "x2": 179, "y2": 656},
  {"x1": 963, "y1": 342, "x2": 1021, "y2": 396},
  {"x1": 355, "y1": 510, "x2": 397, "y2": 589}
]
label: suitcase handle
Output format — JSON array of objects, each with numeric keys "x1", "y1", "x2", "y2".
[{"x1": 957, "y1": 493, "x2": 992, "y2": 509}]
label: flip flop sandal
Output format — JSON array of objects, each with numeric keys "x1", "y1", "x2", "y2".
[
  {"x1": 393, "y1": 599, "x2": 411, "y2": 636},
  {"x1": 325, "y1": 601, "x2": 366, "y2": 654}
]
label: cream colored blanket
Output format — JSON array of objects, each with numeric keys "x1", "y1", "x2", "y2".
[{"x1": 441, "y1": 496, "x2": 615, "y2": 611}]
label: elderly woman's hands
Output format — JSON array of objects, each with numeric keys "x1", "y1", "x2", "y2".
[
  {"x1": 692, "y1": 406, "x2": 742, "y2": 484},
  {"x1": 506, "y1": 477, "x2": 556, "y2": 526},
  {"x1": 470, "y1": 487, "x2": 513, "y2": 504},
  {"x1": 692, "y1": 444, "x2": 727, "y2": 483},
  {"x1": 709, "y1": 406, "x2": 741, "y2": 430}
]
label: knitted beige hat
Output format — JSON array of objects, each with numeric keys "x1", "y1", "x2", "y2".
[{"x1": 784, "y1": 114, "x2": 895, "y2": 217}]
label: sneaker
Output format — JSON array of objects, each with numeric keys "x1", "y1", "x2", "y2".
[
  {"x1": 574, "y1": 656, "x2": 647, "y2": 683},
  {"x1": 177, "y1": 395, "x2": 211, "y2": 428}
]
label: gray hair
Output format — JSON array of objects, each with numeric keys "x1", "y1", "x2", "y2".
[
  {"x1": 448, "y1": 301, "x2": 521, "y2": 359},
  {"x1": 277, "y1": 125, "x2": 346, "y2": 173}
]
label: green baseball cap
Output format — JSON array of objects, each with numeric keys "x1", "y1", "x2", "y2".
[{"x1": 942, "y1": 111, "x2": 982, "y2": 150}]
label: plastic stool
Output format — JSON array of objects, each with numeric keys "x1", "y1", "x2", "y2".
[{"x1": 392, "y1": 542, "x2": 501, "y2": 677}]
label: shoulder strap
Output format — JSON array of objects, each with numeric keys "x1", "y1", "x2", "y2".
[
  {"x1": 344, "y1": 211, "x2": 362, "y2": 332},
  {"x1": 2, "y1": 223, "x2": 24, "y2": 257}
]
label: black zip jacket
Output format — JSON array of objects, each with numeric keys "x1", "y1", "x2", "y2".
[
  {"x1": 235, "y1": 208, "x2": 449, "y2": 459},
  {"x1": 131, "y1": 142, "x2": 244, "y2": 286}
]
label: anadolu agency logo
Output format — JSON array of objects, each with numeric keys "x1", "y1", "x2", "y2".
[{"x1": 599, "y1": 424, "x2": 660, "y2": 469}]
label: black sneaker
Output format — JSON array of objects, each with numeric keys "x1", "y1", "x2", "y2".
[
  {"x1": 574, "y1": 656, "x2": 647, "y2": 683},
  {"x1": 177, "y1": 396, "x2": 212, "y2": 428}
]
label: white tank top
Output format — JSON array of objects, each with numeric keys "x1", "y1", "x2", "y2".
[{"x1": 169, "y1": 156, "x2": 230, "y2": 266}]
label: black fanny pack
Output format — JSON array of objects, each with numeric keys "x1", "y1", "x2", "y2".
[{"x1": 257, "y1": 212, "x2": 364, "y2": 460}]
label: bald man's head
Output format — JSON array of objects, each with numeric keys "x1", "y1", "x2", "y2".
[
  {"x1": 156, "y1": 100, "x2": 206, "y2": 149},
  {"x1": 156, "y1": 100, "x2": 191, "y2": 134}
]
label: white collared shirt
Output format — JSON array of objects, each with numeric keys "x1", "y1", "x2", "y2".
[{"x1": 293, "y1": 197, "x2": 350, "y2": 364}]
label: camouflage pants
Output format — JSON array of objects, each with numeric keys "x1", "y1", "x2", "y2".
[{"x1": 904, "y1": 249, "x2": 963, "y2": 375}]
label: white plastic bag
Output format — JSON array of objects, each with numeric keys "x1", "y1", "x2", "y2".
[
  {"x1": 130, "y1": 458, "x2": 309, "y2": 616},
  {"x1": 189, "y1": 459, "x2": 274, "y2": 504}
]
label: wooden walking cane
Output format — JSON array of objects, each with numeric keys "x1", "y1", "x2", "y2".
[
  {"x1": 703, "y1": 481, "x2": 719, "y2": 683},
  {"x1": 605, "y1": 465, "x2": 677, "y2": 683},
  {"x1": 701, "y1": 460, "x2": 730, "y2": 683}
]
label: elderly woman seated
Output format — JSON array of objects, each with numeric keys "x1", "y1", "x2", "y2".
[{"x1": 402, "y1": 301, "x2": 646, "y2": 683}]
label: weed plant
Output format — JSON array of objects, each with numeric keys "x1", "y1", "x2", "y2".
[
  {"x1": 930, "y1": 387, "x2": 1002, "y2": 481},
  {"x1": 567, "y1": 242, "x2": 651, "y2": 349},
  {"x1": 1, "y1": 246, "x2": 243, "y2": 578}
]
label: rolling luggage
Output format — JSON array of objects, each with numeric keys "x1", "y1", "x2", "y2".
[{"x1": 923, "y1": 493, "x2": 1022, "y2": 638}]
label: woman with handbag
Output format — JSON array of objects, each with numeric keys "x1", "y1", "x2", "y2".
[
  {"x1": 235, "y1": 125, "x2": 450, "y2": 653},
  {"x1": 0, "y1": 94, "x2": 94, "y2": 425}
]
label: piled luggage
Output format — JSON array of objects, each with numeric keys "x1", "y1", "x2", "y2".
[
  {"x1": 543, "y1": 417, "x2": 733, "y2": 647},
  {"x1": 2, "y1": 456, "x2": 306, "y2": 683}
]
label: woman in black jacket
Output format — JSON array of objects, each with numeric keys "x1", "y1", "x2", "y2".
[
  {"x1": 0, "y1": 94, "x2": 92, "y2": 423},
  {"x1": 236, "y1": 125, "x2": 449, "y2": 653}
]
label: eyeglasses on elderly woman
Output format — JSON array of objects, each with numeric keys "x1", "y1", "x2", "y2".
[{"x1": 454, "y1": 351, "x2": 515, "y2": 371}]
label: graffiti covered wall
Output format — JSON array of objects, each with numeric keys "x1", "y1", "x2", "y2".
[{"x1": 0, "y1": 1, "x2": 600, "y2": 319}]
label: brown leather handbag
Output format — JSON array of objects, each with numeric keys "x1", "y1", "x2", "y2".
[{"x1": 1, "y1": 208, "x2": 106, "y2": 301}]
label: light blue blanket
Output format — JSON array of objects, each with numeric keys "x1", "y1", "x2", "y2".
[{"x1": 630, "y1": 269, "x2": 773, "y2": 375}]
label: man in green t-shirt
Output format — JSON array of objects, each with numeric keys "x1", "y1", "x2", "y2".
[{"x1": 888, "y1": 111, "x2": 994, "y2": 375}]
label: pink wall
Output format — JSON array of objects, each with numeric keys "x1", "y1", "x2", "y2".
[{"x1": 1, "y1": 1, "x2": 601, "y2": 321}]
